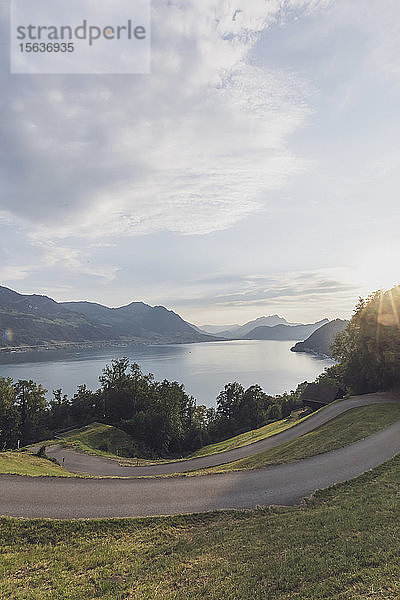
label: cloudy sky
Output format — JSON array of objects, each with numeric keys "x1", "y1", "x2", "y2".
[{"x1": 1, "y1": 0, "x2": 399, "y2": 326}]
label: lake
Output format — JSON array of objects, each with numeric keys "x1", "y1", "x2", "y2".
[{"x1": 0, "y1": 340, "x2": 334, "y2": 407}]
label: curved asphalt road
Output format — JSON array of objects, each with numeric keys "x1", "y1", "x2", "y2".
[
  {"x1": 47, "y1": 392, "x2": 399, "y2": 476},
  {"x1": 0, "y1": 393, "x2": 399, "y2": 519}
]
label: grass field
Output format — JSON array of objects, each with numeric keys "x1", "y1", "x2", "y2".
[
  {"x1": 187, "y1": 403, "x2": 400, "y2": 476},
  {"x1": 0, "y1": 453, "x2": 399, "y2": 599},
  {"x1": 187, "y1": 409, "x2": 309, "y2": 458},
  {"x1": 0, "y1": 452, "x2": 76, "y2": 477}
]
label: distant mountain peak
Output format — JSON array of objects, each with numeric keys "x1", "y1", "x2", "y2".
[
  {"x1": 218, "y1": 314, "x2": 295, "y2": 338},
  {"x1": 243, "y1": 319, "x2": 330, "y2": 341}
]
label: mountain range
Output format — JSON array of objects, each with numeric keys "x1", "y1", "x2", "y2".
[
  {"x1": 243, "y1": 319, "x2": 329, "y2": 341},
  {"x1": 0, "y1": 285, "x2": 336, "y2": 350},
  {"x1": 0, "y1": 286, "x2": 213, "y2": 347},
  {"x1": 215, "y1": 315, "x2": 299, "y2": 339},
  {"x1": 198, "y1": 323, "x2": 240, "y2": 334}
]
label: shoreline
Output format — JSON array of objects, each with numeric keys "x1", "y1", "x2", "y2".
[{"x1": 0, "y1": 340, "x2": 135, "y2": 355}]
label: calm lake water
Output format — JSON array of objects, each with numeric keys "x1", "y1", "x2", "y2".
[{"x1": 0, "y1": 340, "x2": 334, "y2": 407}]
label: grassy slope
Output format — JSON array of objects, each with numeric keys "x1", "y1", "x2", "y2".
[
  {"x1": 0, "y1": 455, "x2": 399, "y2": 599},
  {"x1": 187, "y1": 409, "x2": 309, "y2": 458},
  {"x1": 188, "y1": 403, "x2": 400, "y2": 475},
  {"x1": 56, "y1": 410, "x2": 312, "y2": 465},
  {"x1": 0, "y1": 453, "x2": 76, "y2": 477},
  {"x1": 60, "y1": 422, "x2": 138, "y2": 459}
]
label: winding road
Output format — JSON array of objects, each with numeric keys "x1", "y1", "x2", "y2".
[
  {"x1": 0, "y1": 393, "x2": 399, "y2": 519},
  {"x1": 43, "y1": 393, "x2": 399, "y2": 476}
]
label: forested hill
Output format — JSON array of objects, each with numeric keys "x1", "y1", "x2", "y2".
[
  {"x1": 0, "y1": 286, "x2": 214, "y2": 348},
  {"x1": 0, "y1": 286, "x2": 112, "y2": 347},
  {"x1": 291, "y1": 319, "x2": 348, "y2": 357},
  {"x1": 61, "y1": 300, "x2": 212, "y2": 343}
]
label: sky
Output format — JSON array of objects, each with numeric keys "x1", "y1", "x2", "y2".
[{"x1": 1, "y1": 0, "x2": 400, "y2": 326}]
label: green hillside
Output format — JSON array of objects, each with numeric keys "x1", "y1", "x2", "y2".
[
  {"x1": 60, "y1": 422, "x2": 138, "y2": 458},
  {"x1": 187, "y1": 410, "x2": 309, "y2": 458},
  {"x1": 0, "y1": 285, "x2": 214, "y2": 348},
  {"x1": 1, "y1": 455, "x2": 399, "y2": 599},
  {"x1": 60, "y1": 301, "x2": 212, "y2": 343},
  {"x1": 190, "y1": 403, "x2": 400, "y2": 475},
  {"x1": 0, "y1": 286, "x2": 113, "y2": 347},
  {"x1": 55, "y1": 412, "x2": 310, "y2": 464}
]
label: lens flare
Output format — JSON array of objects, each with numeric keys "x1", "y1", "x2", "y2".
[{"x1": 3, "y1": 328, "x2": 14, "y2": 343}]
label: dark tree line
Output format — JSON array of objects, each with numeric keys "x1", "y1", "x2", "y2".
[
  {"x1": 0, "y1": 378, "x2": 47, "y2": 450},
  {"x1": 207, "y1": 381, "x2": 305, "y2": 441},
  {"x1": 0, "y1": 357, "x2": 306, "y2": 456}
]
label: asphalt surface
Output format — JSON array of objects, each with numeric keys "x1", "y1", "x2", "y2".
[
  {"x1": 0, "y1": 393, "x2": 399, "y2": 519},
  {"x1": 46, "y1": 392, "x2": 399, "y2": 476}
]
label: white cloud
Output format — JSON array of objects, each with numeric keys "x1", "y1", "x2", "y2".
[
  {"x1": 0, "y1": 266, "x2": 33, "y2": 282},
  {"x1": 170, "y1": 267, "x2": 356, "y2": 305},
  {"x1": 30, "y1": 240, "x2": 120, "y2": 281},
  {"x1": 172, "y1": 267, "x2": 359, "y2": 323},
  {"x1": 2, "y1": 0, "x2": 397, "y2": 323},
  {"x1": 0, "y1": 0, "x2": 325, "y2": 243}
]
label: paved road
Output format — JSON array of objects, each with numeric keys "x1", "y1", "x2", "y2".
[
  {"x1": 1, "y1": 393, "x2": 400, "y2": 519},
  {"x1": 1, "y1": 419, "x2": 400, "y2": 518},
  {"x1": 46, "y1": 393, "x2": 399, "y2": 476}
]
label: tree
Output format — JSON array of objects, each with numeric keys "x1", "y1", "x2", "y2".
[
  {"x1": 215, "y1": 382, "x2": 244, "y2": 435},
  {"x1": 0, "y1": 377, "x2": 19, "y2": 449},
  {"x1": 99, "y1": 358, "x2": 132, "y2": 421},
  {"x1": 188, "y1": 404, "x2": 210, "y2": 449},
  {"x1": 266, "y1": 403, "x2": 282, "y2": 421},
  {"x1": 132, "y1": 380, "x2": 194, "y2": 455},
  {"x1": 69, "y1": 384, "x2": 99, "y2": 425},
  {"x1": 14, "y1": 380, "x2": 48, "y2": 445},
  {"x1": 49, "y1": 389, "x2": 71, "y2": 431},
  {"x1": 332, "y1": 286, "x2": 400, "y2": 393},
  {"x1": 99, "y1": 358, "x2": 154, "y2": 422},
  {"x1": 238, "y1": 385, "x2": 267, "y2": 431}
]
